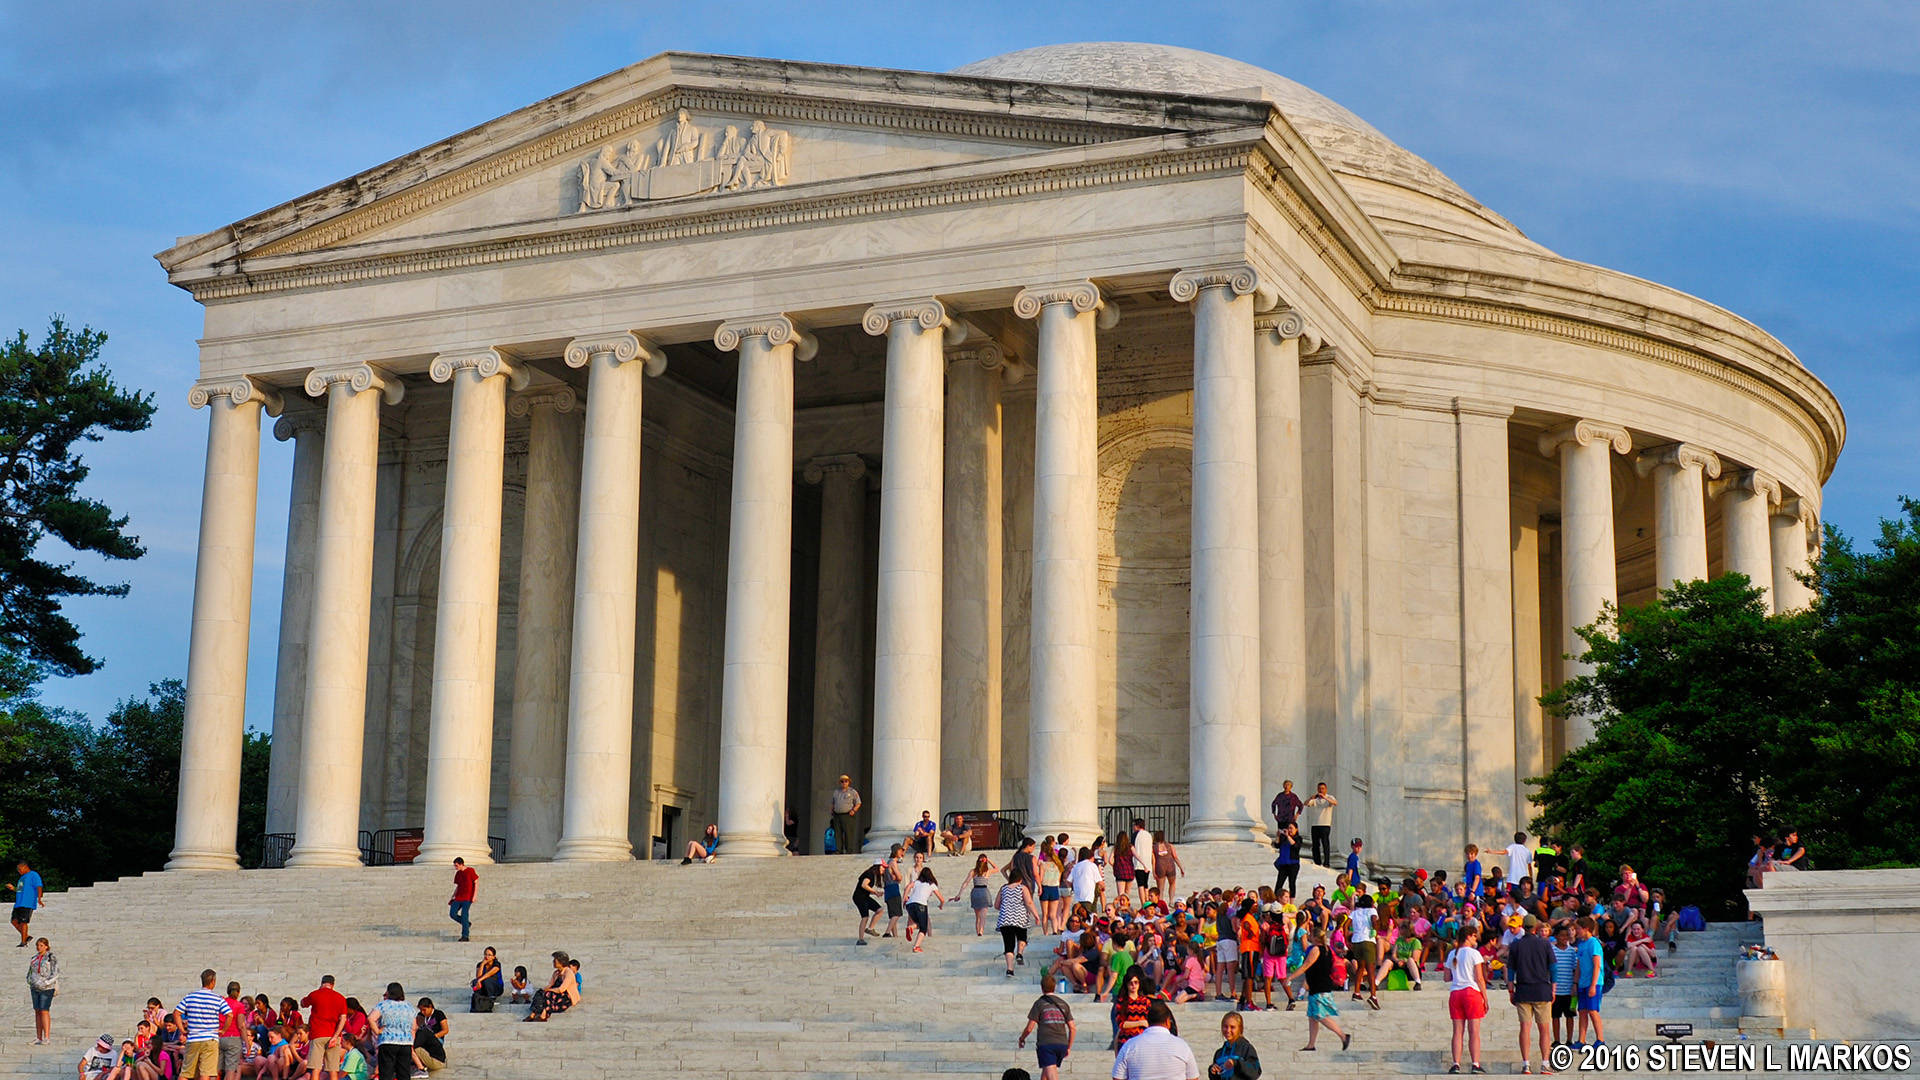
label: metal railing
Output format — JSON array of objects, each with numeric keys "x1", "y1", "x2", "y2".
[
  {"x1": 261, "y1": 833, "x2": 295, "y2": 869},
  {"x1": 942, "y1": 803, "x2": 1192, "y2": 848},
  {"x1": 263, "y1": 830, "x2": 503, "y2": 867}
]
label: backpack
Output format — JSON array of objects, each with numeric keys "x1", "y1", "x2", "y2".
[{"x1": 1677, "y1": 905, "x2": 1706, "y2": 932}]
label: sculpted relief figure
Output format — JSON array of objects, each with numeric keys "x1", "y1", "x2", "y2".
[
  {"x1": 657, "y1": 108, "x2": 705, "y2": 166},
  {"x1": 716, "y1": 124, "x2": 746, "y2": 166},
  {"x1": 577, "y1": 145, "x2": 623, "y2": 212},
  {"x1": 725, "y1": 120, "x2": 792, "y2": 191},
  {"x1": 575, "y1": 111, "x2": 793, "y2": 210}
]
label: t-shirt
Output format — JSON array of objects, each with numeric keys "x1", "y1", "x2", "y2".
[
  {"x1": 1111, "y1": 1024, "x2": 1200, "y2": 1080},
  {"x1": 1110, "y1": 946, "x2": 1136, "y2": 981},
  {"x1": 1303, "y1": 795, "x2": 1335, "y2": 829},
  {"x1": 13, "y1": 870, "x2": 42, "y2": 909},
  {"x1": 830, "y1": 785, "x2": 861, "y2": 814},
  {"x1": 906, "y1": 879, "x2": 936, "y2": 906},
  {"x1": 1446, "y1": 946, "x2": 1484, "y2": 992},
  {"x1": 1552, "y1": 943, "x2": 1577, "y2": 994},
  {"x1": 912, "y1": 819, "x2": 937, "y2": 841},
  {"x1": 1349, "y1": 907, "x2": 1377, "y2": 944},
  {"x1": 1181, "y1": 955, "x2": 1208, "y2": 991},
  {"x1": 1506, "y1": 843, "x2": 1533, "y2": 881},
  {"x1": 1463, "y1": 859, "x2": 1484, "y2": 894},
  {"x1": 1132, "y1": 829, "x2": 1154, "y2": 868},
  {"x1": 1271, "y1": 790, "x2": 1303, "y2": 824},
  {"x1": 301, "y1": 986, "x2": 347, "y2": 1038},
  {"x1": 221, "y1": 997, "x2": 248, "y2": 1038},
  {"x1": 853, "y1": 865, "x2": 886, "y2": 902},
  {"x1": 1575, "y1": 937, "x2": 1604, "y2": 993},
  {"x1": 1027, "y1": 993, "x2": 1073, "y2": 1046},
  {"x1": 451, "y1": 866, "x2": 478, "y2": 902},
  {"x1": 176, "y1": 989, "x2": 232, "y2": 1041},
  {"x1": 1566, "y1": 858, "x2": 1590, "y2": 892},
  {"x1": 1346, "y1": 850, "x2": 1361, "y2": 877},
  {"x1": 1070, "y1": 859, "x2": 1102, "y2": 903},
  {"x1": 372, "y1": 999, "x2": 415, "y2": 1046},
  {"x1": 414, "y1": 1009, "x2": 447, "y2": 1059}
]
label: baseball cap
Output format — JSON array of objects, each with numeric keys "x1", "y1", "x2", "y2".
[{"x1": 1522, "y1": 915, "x2": 1539, "y2": 929}]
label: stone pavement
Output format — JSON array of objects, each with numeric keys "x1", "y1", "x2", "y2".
[{"x1": 0, "y1": 843, "x2": 1833, "y2": 1078}]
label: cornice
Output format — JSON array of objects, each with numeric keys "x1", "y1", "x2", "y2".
[{"x1": 188, "y1": 375, "x2": 283, "y2": 416}]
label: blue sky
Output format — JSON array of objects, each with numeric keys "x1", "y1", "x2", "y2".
[{"x1": 1, "y1": 1, "x2": 1915, "y2": 724}]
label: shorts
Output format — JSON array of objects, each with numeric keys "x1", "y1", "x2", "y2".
[
  {"x1": 1263, "y1": 955, "x2": 1289, "y2": 979},
  {"x1": 1239, "y1": 952, "x2": 1260, "y2": 983},
  {"x1": 1351, "y1": 940, "x2": 1378, "y2": 969},
  {"x1": 912, "y1": 835, "x2": 931, "y2": 854},
  {"x1": 1552, "y1": 994, "x2": 1576, "y2": 1019},
  {"x1": 30, "y1": 987, "x2": 54, "y2": 1011},
  {"x1": 305, "y1": 1037, "x2": 344, "y2": 1071},
  {"x1": 1040, "y1": 885, "x2": 1061, "y2": 902},
  {"x1": 1036, "y1": 1044, "x2": 1069, "y2": 1068},
  {"x1": 9, "y1": 906, "x2": 30, "y2": 925},
  {"x1": 1577, "y1": 989, "x2": 1603, "y2": 1013},
  {"x1": 1000, "y1": 926, "x2": 1028, "y2": 954},
  {"x1": 886, "y1": 892, "x2": 904, "y2": 918},
  {"x1": 1515, "y1": 999, "x2": 1551, "y2": 1025},
  {"x1": 1134, "y1": 870, "x2": 1150, "y2": 888},
  {"x1": 219, "y1": 1037, "x2": 245, "y2": 1070},
  {"x1": 182, "y1": 1038, "x2": 221, "y2": 1079},
  {"x1": 855, "y1": 892, "x2": 881, "y2": 917},
  {"x1": 1307, "y1": 991, "x2": 1339, "y2": 1018},
  {"x1": 1216, "y1": 939, "x2": 1238, "y2": 962},
  {"x1": 1449, "y1": 987, "x2": 1488, "y2": 1020},
  {"x1": 906, "y1": 902, "x2": 931, "y2": 936}
]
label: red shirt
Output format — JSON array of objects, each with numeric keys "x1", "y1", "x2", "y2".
[
  {"x1": 220, "y1": 997, "x2": 247, "y2": 1038},
  {"x1": 300, "y1": 987, "x2": 346, "y2": 1038},
  {"x1": 452, "y1": 866, "x2": 478, "y2": 902}
]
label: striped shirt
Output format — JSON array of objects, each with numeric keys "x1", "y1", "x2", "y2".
[
  {"x1": 1552, "y1": 943, "x2": 1577, "y2": 995},
  {"x1": 175, "y1": 989, "x2": 232, "y2": 1041},
  {"x1": 996, "y1": 883, "x2": 1032, "y2": 929}
]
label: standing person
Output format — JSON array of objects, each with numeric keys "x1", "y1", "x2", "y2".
[
  {"x1": 218, "y1": 980, "x2": 248, "y2": 1080},
  {"x1": 1550, "y1": 923, "x2": 1578, "y2": 1049},
  {"x1": 1012, "y1": 837, "x2": 1039, "y2": 896},
  {"x1": 1270, "y1": 780, "x2": 1303, "y2": 836},
  {"x1": 1573, "y1": 916, "x2": 1606, "y2": 1049},
  {"x1": 1130, "y1": 820, "x2": 1154, "y2": 894},
  {"x1": 1110, "y1": 969, "x2": 1155, "y2": 1052},
  {"x1": 1506, "y1": 833, "x2": 1535, "y2": 886},
  {"x1": 173, "y1": 969, "x2": 233, "y2": 1080},
  {"x1": 7, "y1": 859, "x2": 44, "y2": 947},
  {"x1": 1271, "y1": 824, "x2": 1300, "y2": 898},
  {"x1": 853, "y1": 857, "x2": 888, "y2": 945},
  {"x1": 447, "y1": 858, "x2": 477, "y2": 942},
  {"x1": 829, "y1": 774, "x2": 863, "y2": 855},
  {"x1": 368, "y1": 984, "x2": 415, "y2": 1080},
  {"x1": 1445, "y1": 928, "x2": 1489, "y2": 1074},
  {"x1": 1303, "y1": 784, "x2": 1337, "y2": 867},
  {"x1": 904, "y1": 867, "x2": 946, "y2": 953},
  {"x1": 300, "y1": 975, "x2": 349, "y2": 1080},
  {"x1": 1462, "y1": 845, "x2": 1484, "y2": 900},
  {"x1": 1564, "y1": 845, "x2": 1589, "y2": 901},
  {"x1": 1289, "y1": 926, "x2": 1351, "y2": 1052},
  {"x1": 1017, "y1": 972, "x2": 1075, "y2": 1080},
  {"x1": 1069, "y1": 847, "x2": 1102, "y2": 913},
  {"x1": 1113, "y1": 833, "x2": 1136, "y2": 903},
  {"x1": 996, "y1": 865, "x2": 1041, "y2": 977},
  {"x1": 1209, "y1": 1011, "x2": 1262, "y2": 1079},
  {"x1": 966, "y1": 854, "x2": 1000, "y2": 937},
  {"x1": 884, "y1": 843, "x2": 908, "y2": 939},
  {"x1": 1346, "y1": 838, "x2": 1364, "y2": 882},
  {"x1": 1112, "y1": 1001, "x2": 1199, "y2": 1080},
  {"x1": 1347, "y1": 895, "x2": 1381, "y2": 1009},
  {"x1": 26, "y1": 936, "x2": 56, "y2": 1045},
  {"x1": 1507, "y1": 917, "x2": 1555, "y2": 1075},
  {"x1": 1151, "y1": 831, "x2": 1183, "y2": 898}
]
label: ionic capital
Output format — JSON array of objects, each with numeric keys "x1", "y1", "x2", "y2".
[
  {"x1": 1538, "y1": 419, "x2": 1631, "y2": 458},
  {"x1": 1169, "y1": 264, "x2": 1260, "y2": 303},
  {"x1": 429, "y1": 347, "x2": 530, "y2": 390},
  {"x1": 272, "y1": 405, "x2": 325, "y2": 442},
  {"x1": 713, "y1": 314, "x2": 818, "y2": 363},
  {"x1": 304, "y1": 363, "x2": 404, "y2": 405},
  {"x1": 1723, "y1": 468, "x2": 1781, "y2": 508},
  {"x1": 188, "y1": 375, "x2": 283, "y2": 416},
  {"x1": 507, "y1": 385, "x2": 579, "y2": 418},
  {"x1": 1013, "y1": 280, "x2": 1119, "y2": 329},
  {"x1": 861, "y1": 297, "x2": 951, "y2": 337},
  {"x1": 802, "y1": 453, "x2": 868, "y2": 485},
  {"x1": 1634, "y1": 442, "x2": 1722, "y2": 480},
  {"x1": 1775, "y1": 496, "x2": 1818, "y2": 533},
  {"x1": 563, "y1": 332, "x2": 667, "y2": 377},
  {"x1": 1254, "y1": 308, "x2": 1323, "y2": 356}
]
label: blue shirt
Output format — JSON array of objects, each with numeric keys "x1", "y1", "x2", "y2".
[
  {"x1": 13, "y1": 870, "x2": 42, "y2": 909},
  {"x1": 1575, "y1": 936, "x2": 1604, "y2": 992},
  {"x1": 175, "y1": 989, "x2": 231, "y2": 1041},
  {"x1": 1464, "y1": 859, "x2": 1483, "y2": 895},
  {"x1": 1346, "y1": 851, "x2": 1360, "y2": 877},
  {"x1": 373, "y1": 999, "x2": 416, "y2": 1045}
]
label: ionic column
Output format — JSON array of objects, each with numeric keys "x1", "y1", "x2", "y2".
[
  {"x1": 861, "y1": 299, "x2": 949, "y2": 850},
  {"x1": 1015, "y1": 281, "x2": 1112, "y2": 841},
  {"x1": 941, "y1": 338, "x2": 1008, "y2": 813},
  {"x1": 505, "y1": 386, "x2": 582, "y2": 861},
  {"x1": 169, "y1": 377, "x2": 281, "y2": 870},
  {"x1": 417, "y1": 349, "x2": 527, "y2": 865},
  {"x1": 806, "y1": 453, "x2": 868, "y2": 849},
  {"x1": 1771, "y1": 497, "x2": 1817, "y2": 611},
  {"x1": 715, "y1": 315, "x2": 816, "y2": 858},
  {"x1": 1538, "y1": 420, "x2": 1630, "y2": 748},
  {"x1": 1170, "y1": 267, "x2": 1263, "y2": 842},
  {"x1": 287, "y1": 364, "x2": 403, "y2": 868},
  {"x1": 1721, "y1": 469, "x2": 1779, "y2": 610},
  {"x1": 264, "y1": 407, "x2": 325, "y2": 838},
  {"x1": 555, "y1": 333, "x2": 665, "y2": 861},
  {"x1": 1637, "y1": 443, "x2": 1720, "y2": 589},
  {"x1": 1253, "y1": 307, "x2": 1312, "y2": 821}
]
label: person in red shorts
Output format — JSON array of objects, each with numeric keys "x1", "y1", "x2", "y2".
[{"x1": 1445, "y1": 927, "x2": 1489, "y2": 1074}]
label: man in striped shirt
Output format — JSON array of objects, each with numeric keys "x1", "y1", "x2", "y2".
[{"x1": 173, "y1": 969, "x2": 232, "y2": 1080}]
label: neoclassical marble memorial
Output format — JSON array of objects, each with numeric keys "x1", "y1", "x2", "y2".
[{"x1": 159, "y1": 44, "x2": 1842, "y2": 872}]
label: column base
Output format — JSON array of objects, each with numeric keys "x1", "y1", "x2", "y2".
[
  {"x1": 284, "y1": 844, "x2": 365, "y2": 869},
  {"x1": 1181, "y1": 818, "x2": 1270, "y2": 844},
  {"x1": 1025, "y1": 820, "x2": 1101, "y2": 845},
  {"x1": 164, "y1": 848, "x2": 240, "y2": 872},
  {"x1": 415, "y1": 843, "x2": 494, "y2": 866},
  {"x1": 553, "y1": 835, "x2": 633, "y2": 862},
  {"x1": 863, "y1": 830, "x2": 909, "y2": 855},
  {"x1": 716, "y1": 832, "x2": 790, "y2": 859}
]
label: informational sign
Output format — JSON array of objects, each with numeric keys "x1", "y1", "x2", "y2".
[{"x1": 392, "y1": 828, "x2": 424, "y2": 864}]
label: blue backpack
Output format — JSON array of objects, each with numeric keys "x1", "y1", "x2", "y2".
[{"x1": 1677, "y1": 905, "x2": 1706, "y2": 932}]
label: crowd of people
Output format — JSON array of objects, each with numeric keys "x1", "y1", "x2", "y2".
[{"x1": 850, "y1": 800, "x2": 1696, "y2": 1079}]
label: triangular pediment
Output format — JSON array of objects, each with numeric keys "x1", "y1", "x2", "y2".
[{"x1": 158, "y1": 53, "x2": 1262, "y2": 275}]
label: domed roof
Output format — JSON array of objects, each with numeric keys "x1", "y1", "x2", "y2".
[{"x1": 953, "y1": 43, "x2": 1542, "y2": 253}]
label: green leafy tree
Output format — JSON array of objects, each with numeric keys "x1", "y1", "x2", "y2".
[
  {"x1": 1533, "y1": 574, "x2": 1818, "y2": 916},
  {"x1": 0, "y1": 318, "x2": 155, "y2": 681}
]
